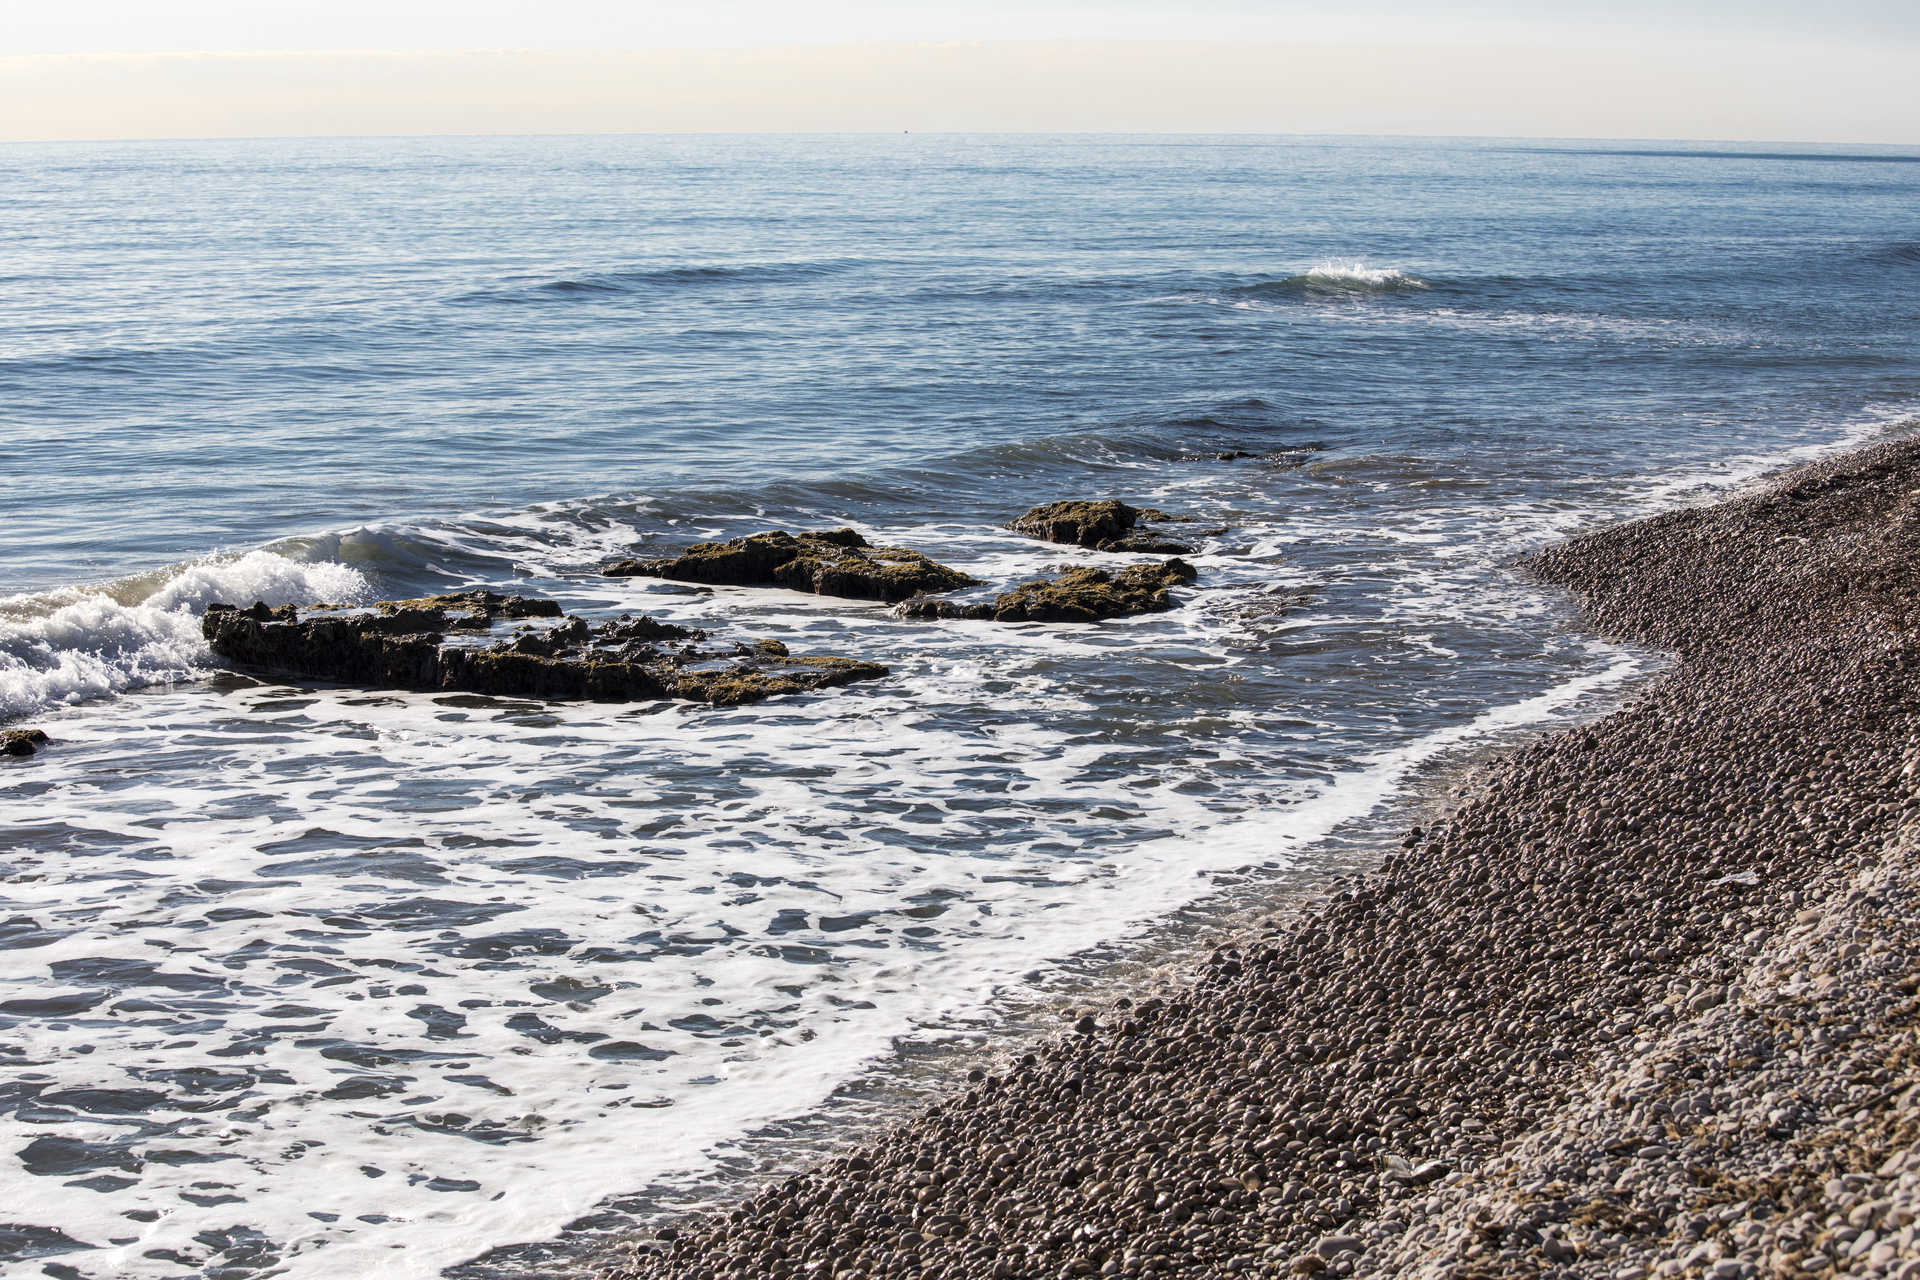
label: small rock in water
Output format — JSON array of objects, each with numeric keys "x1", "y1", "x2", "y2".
[
  {"x1": 605, "y1": 528, "x2": 979, "y2": 603},
  {"x1": 1007, "y1": 499, "x2": 1207, "y2": 553},
  {"x1": 1, "y1": 728, "x2": 50, "y2": 757}
]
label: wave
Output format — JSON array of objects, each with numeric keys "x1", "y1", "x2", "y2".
[
  {"x1": 451, "y1": 260, "x2": 860, "y2": 305},
  {"x1": 466, "y1": 395, "x2": 1320, "y2": 530},
  {"x1": 0, "y1": 552, "x2": 369, "y2": 724},
  {"x1": 1228, "y1": 262, "x2": 1430, "y2": 300},
  {"x1": 1866, "y1": 242, "x2": 1920, "y2": 267}
]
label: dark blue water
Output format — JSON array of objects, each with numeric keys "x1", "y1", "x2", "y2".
[{"x1": 0, "y1": 134, "x2": 1915, "y2": 1279}]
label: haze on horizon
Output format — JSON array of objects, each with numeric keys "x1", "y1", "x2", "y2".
[{"x1": 4, "y1": 0, "x2": 1918, "y2": 144}]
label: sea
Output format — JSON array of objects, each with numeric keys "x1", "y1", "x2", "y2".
[{"x1": 2, "y1": 133, "x2": 1917, "y2": 1280}]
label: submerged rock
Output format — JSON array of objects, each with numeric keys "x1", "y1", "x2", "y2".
[
  {"x1": 1007, "y1": 500, "x2": 1205, "y2": 554},
  {"x1": 1185, "y1": 444, "x2": 1324, "y2": 468},
  {"x1": 201, "y1": 595, "x2": 886, "y2": 707},
  {"x1": 895, "y1": 558, "x2": 1197, "y2": 624},
  {"x1": 1, "y1": 728, "x2": 50, "y2": 758},
  {"x1": 604, "y1": 529, "x2": 979, "y2": 603}
]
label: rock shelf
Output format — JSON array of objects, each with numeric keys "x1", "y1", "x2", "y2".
[
  {"x1": 607, "y1": 438, "x2": 1920, "y2": 1279},
  {"x1": 201, "y1": 591, "x2": 888, "y2": 707},
  {"x1": 604, "y1": 529, "x2": 980, "y2": 603}
]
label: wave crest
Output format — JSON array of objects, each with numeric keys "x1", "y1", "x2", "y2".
[
  {"x1": 1, "y1": 552, "x2": 369, "y2": 723},
  {"x1": 454, "y1": 260, "x2": 857, "y2": 305},
  {"x1": 1232, "y1": 262, "x2": 1429, "y2": 299}
]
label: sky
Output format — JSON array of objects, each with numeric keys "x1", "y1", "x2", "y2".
[{"x1": 3, "y1": 1, "x2": 1918, "y2": 142}]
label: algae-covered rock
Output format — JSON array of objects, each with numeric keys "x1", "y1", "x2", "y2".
[
  {"x1": 376, "y1": 590, "x2": 563, "y2": 630},
  {"x1": 893, "y1": 598, "x2": 994, "y2": 621},
  {"x1": 1006, "y1": 501, "x2": 1205, "y2": 553},
  {"x1": 606, "y1": 529, "x2": 979, "y2": 603},
  {"x1": 202, "y1": 594, "x2": 886, "y2": 707},
  {"x1": 894, "y1": 558, "x2": 1198, "y2": 624},
  {"x1": 2, "y1": 729, "x2": 50, "y2": 758},
  {"x1": 991, "y1": 558, "x2": 1197, "y2": 622},
  {"x1": 1102, "y1": 532, "x2": 1199, "y2": 554},
  {"x1": 1007, "y1": 500, "x2": 1133, "y2": 548}
]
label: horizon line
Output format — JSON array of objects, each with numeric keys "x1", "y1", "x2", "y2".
[{"x1": 7, "y1": 129, "x2": 1920, "y2": 149}]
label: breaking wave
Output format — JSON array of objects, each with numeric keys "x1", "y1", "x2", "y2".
[
  {"x1": 1230, "y1": 262, "x2": 1430, "y2": 299},
  {"x1": 0, "y1": 551, "x2": 369, "y2": 723}
]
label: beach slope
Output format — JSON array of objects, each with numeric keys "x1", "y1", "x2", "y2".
[{"x1": 608, "y1": 438, "x2": 1920, "y2": 1280}]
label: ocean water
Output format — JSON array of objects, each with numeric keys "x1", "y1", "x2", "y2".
[{"x1": 2, "y1": 133, "x2": 1917, "y2": 1279}]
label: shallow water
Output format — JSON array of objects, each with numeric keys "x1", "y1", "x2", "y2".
[{"x1": 2, "y1": 134, "x2": 1917, "y2": 1279}]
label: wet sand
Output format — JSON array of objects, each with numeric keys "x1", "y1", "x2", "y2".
[{"x1": 605, "y1": 437, "x2": 1920, "y2": 1280}]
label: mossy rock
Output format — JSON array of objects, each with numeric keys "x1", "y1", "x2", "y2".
[
  {"x1": 202, "y1": 595, "x2": 885, "y2": 707},
  {"x1": 669, "y1": 655, "x2": 888, "y2": 707},
  {"x1": 1100, "y1": 533, "x2": 1199, "y2": 554},
  {"x1": 2, "y1": 729, "x2": 50, "y2": 758},
  {"x1": 992, "y1": 559, "x2": 1198, "y2": 622},
  {"x1": 606, "y1": 529, "x2": 979, "y2": 603},
  {"x1": 895, "y1": 558, "x2": 1198, "y2": 624},
  {"x1": 1007, "y1": 501, "x2": 1203, "y2": 553},
  {"x1": 370, "y1": 590, "x2": 563, "y2": 631},
  {"x1": 893, "y1": 598, "x2": 990, "y2": 621}
]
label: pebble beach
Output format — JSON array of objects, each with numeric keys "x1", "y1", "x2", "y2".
[{"x1": 609, "y1": 435, "x2": 1920, "y2": 1280}]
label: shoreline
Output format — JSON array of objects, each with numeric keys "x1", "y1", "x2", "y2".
[{"x1": 604, "y1": 436, "x2": 1920, "y2": 1280}]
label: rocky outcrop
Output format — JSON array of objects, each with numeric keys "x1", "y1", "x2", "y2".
[
  {"x1": 1007, "y1": 500, "x2": 1207, "y2": 554},
  {"x1": 1, "y1": 729, "x2": 49, "y2": 758},
  {"x1": 605, "y1": 529, "x2": 979, "y2": 603},
  {"x1": 201, "y1": 594, "x2": 887, "y2": 707},
  {"x1": 896, "y1": 558, "x2": 1197, "y2": 624}
]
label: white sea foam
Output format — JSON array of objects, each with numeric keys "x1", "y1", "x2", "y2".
[
  {"x1": 0, "y1": 551, "x2": 369, "y2": 722},
  {"x1": 1627, "y1": 400, "x2": 1920, "y2": 513},
  {"x1": 1299, "y1": 260, "x2": 1426, "y2": 290}
]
